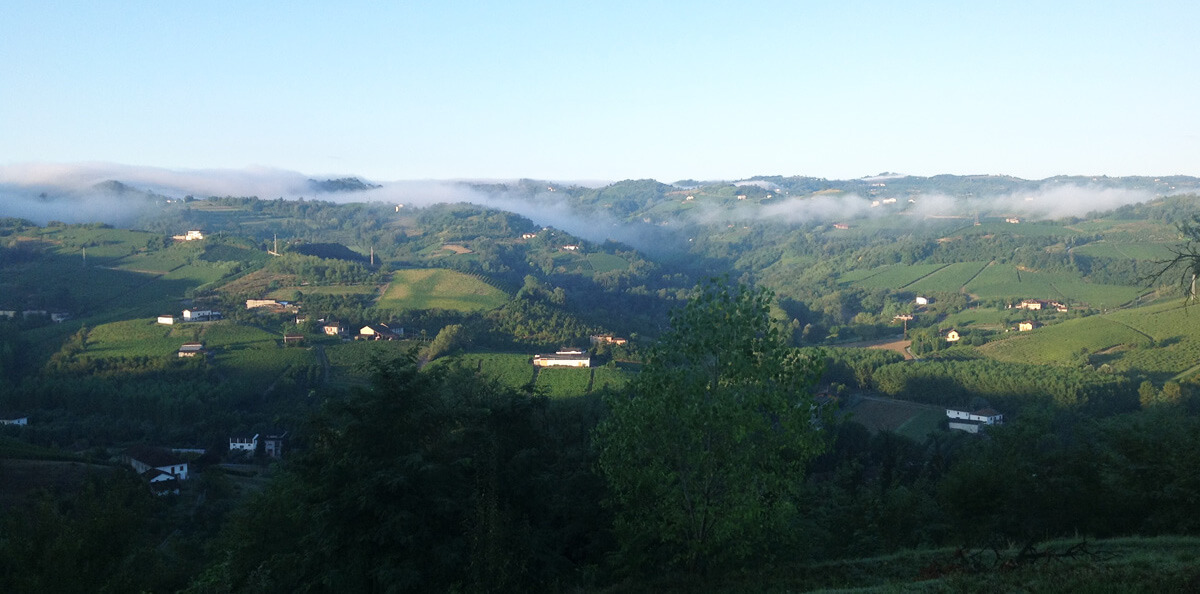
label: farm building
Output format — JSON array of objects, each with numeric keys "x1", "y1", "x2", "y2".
[
  {"x1": 1018, "y1": 321, "x2": 1038, "y2": 332},
  {"x1": 359, "y1": 324, "x2": 402, "y2": 340},
  {"x1": 178, "y1": 342, "x2": 206, "y2": 358},
  {"x1": 125, "y1": 445, "x2": 190, "y2": 481},
  {"x1": 946, "y1": 408, "x2": 1004, "y2": 433},
  {"x1": 157, "y1": 315, "x2": 175, "y2": 325},
  {"x1": 0, "y1": 415, "x2": 28, "y2": 426},
  {"x1": 182, "y1": 309, "x2": 220, "y2": 322},
  {"x1": 323, "y1": 322, "x2": 348, "y2": 337},
  {"x1": 561, "y1": 244, "x2": 580, "y2": 251},
  {"x1": 833, "y1": 223, "x2": 850, "y2": 230},
  {"x1": 50, "y1": 312, "x2": 70, "y2": 323},
  {"x1": 915, "y1": 296, "x2": 929, "y2": 305},
  {"x1": 533, "y1": 349, "x2": 592, "y2": 368},
  {"x1": 246, "y1": 299, "x2": 279, "y2": 309},
  {"x1": 283, "y1": 333, "x2": 304, "y2": 345},
  {"x1": 945, "y1": 329, "x2": 961, "y2": 342},
  {"x1": 229, "y1": 434, "x2": 259, "y2": 452},
  {"x1": 1016, "y1": 299, "x2": 1044, "y2": 310},
  {"x1": 521, "y1": 232, "x2": 537, "y2": 239}
]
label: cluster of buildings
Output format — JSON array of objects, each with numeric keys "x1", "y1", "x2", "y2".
[
  {"x1": 171, "y1": 230, "x2": 205, "y2": 241},
  {"x1": 228, "y1": 432, "x2": 287, "y2": 458},
  {"x1": 317, "y1": 321, "x2": 404, "y2": 341},
  {"x1": 122, "y1": 431, "x2": 288, "y2": 496},
  {"x1": 1013, "y1": 299, "x2": 1069, "y2": 313}
]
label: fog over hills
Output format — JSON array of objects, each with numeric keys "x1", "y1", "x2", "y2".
[{"x1": 2, "y1": 163, "x2": 1198, "y2": 241}]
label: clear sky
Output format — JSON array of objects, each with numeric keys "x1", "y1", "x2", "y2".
[{"x1": 3, "y1": 1, "x2": 1199, "y2": 183}]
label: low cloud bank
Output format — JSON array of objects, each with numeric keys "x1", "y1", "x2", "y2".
[{"x1": 0, "y1": 163, "x2": 1171, "y2": 240}]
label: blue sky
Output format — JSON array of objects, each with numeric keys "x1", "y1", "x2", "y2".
[{"x1": 3, "y1": 1, "x2": 1198, "y2": 183}]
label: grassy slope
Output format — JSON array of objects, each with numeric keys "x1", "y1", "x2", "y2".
[
  {"x1": 976, "y1": 299, "x2": 1200, "y2": 381},
  {"x1": 377, "y1": 268, "x2": 508, "y2": 312}
]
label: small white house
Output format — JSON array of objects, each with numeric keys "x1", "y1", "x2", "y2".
[
  {"x1": 946, "y1": 329, "x2": 961, "y2": 342},
  {"x1": 126, "y1": 446, "x2": 189, "y2": 481},
  {"x1": 229, "y1": 434, "x2": 259, "y2": 452},
  {"x1": 157, "y1": 315, "x2": 175, "y2": 325},
  {"x1": 915, "y1": 296, "x2": 929, "y2": 306}
]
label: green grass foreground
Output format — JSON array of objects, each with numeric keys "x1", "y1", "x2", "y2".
[{"x1": 624, "y1": 535, "x2": 1200, "y2": 593}]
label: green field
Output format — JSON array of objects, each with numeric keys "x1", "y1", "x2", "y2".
[
  {"x1": 83, "y1": 319, "x2": 195, "y2": 358},
  {"x1": 586, "y1": 253, "x2": 630, "y2": 273},
  {"x1": 977, "y1": 315, "x2": 1152, "y2": 366},
  {"x1": 324, "y1": 340, "x2": 417, "y2": 387},
  {"x1": 846, "y1": 263, "x2": 948, "y2": 290},
  {"x1": 905, "y1": 261, "x2": 989, "y2": 293},
  {"x1": 1073, "y1": 242, "x2": 1175, "y2": 261},
  {"x1": 590, "y1": 365, "x2": 632, "y2": 391},
  {"x1": 112, "y1": 246, "x2": 196, "y2": 273},
  {"x1": 0, "y1": 260, "x2": 155, "y2": 308},
  {"x1": 940, "y1": 307, "x2": 1014, "y2": 329},
  {"x1": 962, "y1": 263, "x2": 1141, "y2": 307},
  {"x1": 976, "y1": 300, "x2": 1200, "y2": 380},
  {"x1": 30, "y1": 226, "x2": 161, "y2": 263},
  {"x1": 845, "y1": 397, "x2": 945, "y2": 441},
  {"x1": 377, "y1": 268, "x2": 508, "y2": 312},
  {"x1": 535, "y1": 366, "x2": 593, "y2": 398},
  {"x1": 471, "y1": 353, "x2": 537, "y2": 387},
  {"x1": 963, "y1": 221, "x2": 1081, "y2": 237}
]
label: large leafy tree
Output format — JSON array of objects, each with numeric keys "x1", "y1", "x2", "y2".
[
  {"x1": 188, "y1": 353, "x2": 601, "y2": 593},
  {"x1": 595, "y1": 279, "x2": 825, "y2": 573}
]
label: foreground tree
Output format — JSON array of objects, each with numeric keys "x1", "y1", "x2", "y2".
[
  {"x1": 187, "y1": 353, "x2": 606, "y2": 592},
  {"x1": 595, "y1": 279, "x2": 825, "y2": 574}
]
